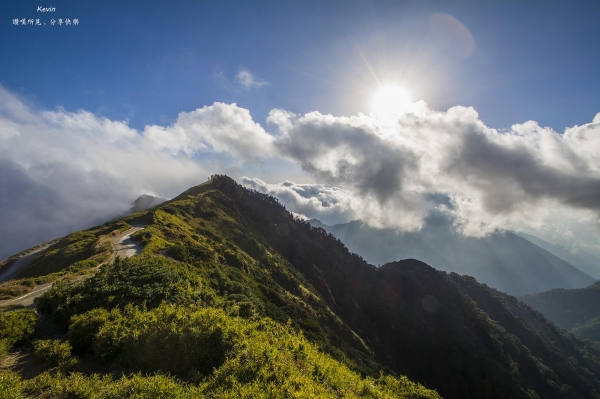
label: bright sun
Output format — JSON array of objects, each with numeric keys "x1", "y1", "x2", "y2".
[{"x1": 371, "y1": 85, "x2": 412, "y2": 117}]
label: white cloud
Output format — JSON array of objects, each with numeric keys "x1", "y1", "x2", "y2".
[
  {"x1": 235, "y1": 69, "x2": 269, "y2": 90},
  {"x1": 265, "y1": 103, "x2": 600, "y2": 252},
  {"x1": 240, "y1": 177, "x2": 359, "y2": 226},
  {"x1": 0, "y1": 87, "x2": 272, "y2": 259},
  {"x1": 142, "y1": 102, "x2": 275, "y2": 160},
  {"x1": 1, "y1": 82, "x2": 600, "y2": 258}
]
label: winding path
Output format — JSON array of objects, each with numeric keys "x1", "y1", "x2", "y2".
[
  {"x1": 0, "y1": 225, "x2": 146, "y2": 308},
  {"x1": 112, "y1": 226, "x2": 146, "y2": 259}
]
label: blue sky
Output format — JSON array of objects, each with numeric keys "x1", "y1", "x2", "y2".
[
  {"x1": 2, "y1": 0, "x2": 599, "y2": 132},
  {"x1": 1, "y1": 0, "x2": 600, "y2": 259}
]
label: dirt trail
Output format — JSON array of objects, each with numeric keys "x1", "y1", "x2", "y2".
[
  {"x1": 0, "y1": 225, "x2": 147, "y2": 309},
  {"x1": 111, "y1": 226, "x2": 145, "y2": 258},
  {"x1": 0, "y1": 283, "x2": 54, "y2": 309}
]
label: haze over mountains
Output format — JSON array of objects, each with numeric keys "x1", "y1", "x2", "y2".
[
  {"x1": 309, "y1": 215, "x2": 595, "y2": 296},
  {"x1": 516, "y1": 232, "x2": 600, "y2": 280}
]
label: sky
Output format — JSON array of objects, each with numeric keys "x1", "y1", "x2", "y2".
[{"x1": 1, "y1": 0, "x2": 600, "y2": 259}]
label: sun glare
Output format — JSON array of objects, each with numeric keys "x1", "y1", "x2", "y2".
[{"x1": 371, "y1": 85, "x2": 413, "y2": 118}]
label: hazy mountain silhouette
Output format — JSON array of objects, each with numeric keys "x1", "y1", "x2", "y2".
[
  {"x1": 309, "y1": 215, "x2": 594, "y2": 296},
  {"x1": 515, "y1": 231, "x2": 600, "y2": 279},
  {"x1": 129, "y1": 194, "x2": 168, "y2": 214}
]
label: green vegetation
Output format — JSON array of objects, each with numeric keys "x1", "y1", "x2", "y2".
[
  {"x1": 17, "y1": 303, "x2": 439, "y2": 399},
  {"x1": 24, "y1": 372, "x2": 202, "y2": 399},
  {"x1": 0, "y1": 263, "x2": 96, "y2": 301},
  {"x1": 29, "y1": 253, "x2": 437, "y2": 397},
  {"x1": 3, "y1": 175, "x2": 600, "y2": 398},
  {"x1": 33, "y1": 339, "x2": 78, "y2": 371},
  {"x1": 0, "y1": 309, "x2": 37, "y2": 350},
  {"x1": 36, "y1": 256, "x2": 195, "y2": 330},
  {"x1": 0, "y1": 221, "x2": 132, "y2": 303},
  {"x1": 16, "y1": 221, "x2": 128, "y2": 279},
  {"x1": 0, "y1": 309, "x2": 37, "y2": 399},
  {"x1": 0, "y1": 178, "x2": 439, "y2": 398},
  {"x1": 0, "y1": 369, "x2": 24, "y2": 399},
  {"x1": 521, "y1": 282, "x2": 600, "y2": 341},
  {"x1": 0, "y1": 279, "x2": 37, "y2": 300},
  {"x1": 573, "y1": 315, "x2": 600, "y2": 341}
]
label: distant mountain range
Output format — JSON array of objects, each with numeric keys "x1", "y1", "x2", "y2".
[
  {"x1": 309, "y1": 216, "x2": 595, "y2": 296},
  {"x1": 516, "y1": 234, "x2": 600, "y2": 343},
  {"x1": 515, "y1": 231, "x2": 600, "y2": 279}
]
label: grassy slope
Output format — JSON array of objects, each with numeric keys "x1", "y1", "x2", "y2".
[
  {"x1": 16, "y1": 221, "x2": 128, "y2": 279},
  {"x1": 0, "y1": 178, "x2": 440, "y2": 399},
  {"x1": 202, "y1": 176, "x2": 600, "y2": 399},
  {"x1": 0, "y1": 220, "x2": 136, "y2": 302},
  {"x1": 0, "y1": 209, "x2": 158, "y2": 302}
]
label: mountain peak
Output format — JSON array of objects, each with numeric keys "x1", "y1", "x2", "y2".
[{"x1": 130, "y1": 194, "x2": 168, "y2": 213}]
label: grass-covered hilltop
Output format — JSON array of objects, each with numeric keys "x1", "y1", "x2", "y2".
[{"x1": 2, "y1": 175, "x2": 600, "y2": 399}]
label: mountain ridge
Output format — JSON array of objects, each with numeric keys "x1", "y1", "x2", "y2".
[
  {"x1": 2, "y1": 176, "x2": 600, "y2": 398},
  {"x1": 129, "y1": 194, "x2": 168, "y2": 214},
  {"x1": 308, "y1": 217, "x2": 595, "y2": 296}
]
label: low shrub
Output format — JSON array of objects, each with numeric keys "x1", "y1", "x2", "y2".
[
  {"x1": 93, "y1": 305, "x2": 239, "y2": 379},
  {"x1": 0, "y1": 309, "x2": 37, "y2": 346},
  {"x1": 33, "y1": 339, "x2": 76, "y2": 369},
  {"x1": 25, "y1": 371, "x2": 202, "y2": 398},
  {"x1": 36, "y1": 257, "x2": 188, "y2": 330},
  {"x1": 0, "y1": 280, "x2": 34, "y2": 300},
  {"x1": 68, "y1": 308, "x2": 112, "y2": 354},
  {"x1": 0, "y1": 369, "x2": 24, "y2": 399}
]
